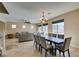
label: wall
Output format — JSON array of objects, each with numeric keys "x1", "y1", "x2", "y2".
[
  {"x1": 0, "y1": 21, "x2": 5, "y2": 32},
  {"x1": 48, "y1": 9, "x2": 79, "y2": 48},
  {"x1": 0, "y1": 21, "x2": 6, "y2": 55},
  {"x1": 5, "y1": 22, "x2": 37, "y2": 34}
]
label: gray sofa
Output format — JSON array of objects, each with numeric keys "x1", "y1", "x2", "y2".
[{"x1": 16, "y1": 32, "x2": 33, "y2": 42}]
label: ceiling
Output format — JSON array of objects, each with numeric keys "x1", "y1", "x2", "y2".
[{"x1": 0, "y1": 2, "x2": 79, "y2": 23}]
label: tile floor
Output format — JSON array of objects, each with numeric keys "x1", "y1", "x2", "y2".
[{"x1": 4, "y1": 38, "x2": 79, "y2": 57}]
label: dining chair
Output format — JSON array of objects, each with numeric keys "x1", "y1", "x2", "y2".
[
  {"x1": 52, "y1": 34, "x2": 57, "y2": 37},
  {"x1": 0, "y1": 47, "x2": 2, "y2": 56},
  {"x1": 39, "y1": 36, "x2": 53, "y2": 57},
  {"x1": 33, "y1": 35, "x2": 41, "y2": 51},
  {"x1": 58, "y1": 34, "x2": 64, "y2": 39},
  {"x1": 32, "y1": 34, "x2": 36, "y2": 46},
  {"x1": 33, "y1": 35, "x2": 37, "y2": 48},
  {"x1": 56, "y1": 37, "x2": 72, "y2": 57}
]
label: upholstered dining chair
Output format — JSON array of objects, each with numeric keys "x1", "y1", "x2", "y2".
[
  {"x1": 33, "y1": 35, "x2": 41, "y2": 51},
  {"x1": 33, "y1": 35, "x2": 37, "y2": 48},
  {"x1": 39, "y1": 36, "x2": 53, "y2": 57},
  {"x1": 56, "y1": 37, "x2": 72, "y2": 57},
  {"x1": 32, "y1": 34, "x2": 36, "y2": 46}
]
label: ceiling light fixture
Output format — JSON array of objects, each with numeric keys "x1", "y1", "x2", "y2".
[
  {"x1": 40, "y1": 11, "x2": 48, "y2": 23},
  {"x1": 24, "y1": 19, "x2": 31, "y2": 24}
]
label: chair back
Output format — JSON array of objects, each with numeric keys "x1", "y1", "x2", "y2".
[
  {"x1": 52, "y1": 34, "x2": 57, "y2": 37},
  {"x1": 48, "y1": 33, "x2": 52, "y2": 36},
  {"x1": 58, "y1": 34, "x2": 64, "y2": 39},
  {"x1": 39, "y1": 36, "x2": 47, "y2": 48},
  {"x1": 36, "y1": 35, "x2": 40, "y2": 44},
  {"x1": 34, "y1": 35, "x2": 40, "y2": 44},
  {"x1": 33, "y1": 35, "x2": 37, "y2": 42},
  {"x1": 63, "y1": 37, "x2": 72, "y2": 50}
]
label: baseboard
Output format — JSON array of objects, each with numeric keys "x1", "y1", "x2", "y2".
[
  {"x1": 71, "y1": 43, "x2": 79, "y2": 49},
  {"x1": 19, "y1": 40, "x2": 33, "y2": 43}
]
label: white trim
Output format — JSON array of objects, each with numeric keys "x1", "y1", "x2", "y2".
[
  {"x1": 0, "y1": 19, "x2": 6, "y2": 23},
  {"x1": 71, "y1": 43, "x2": 79, "y2": 49},
  {"x1": 3, "y1": 32, "x2": 6, "y2": 55}
]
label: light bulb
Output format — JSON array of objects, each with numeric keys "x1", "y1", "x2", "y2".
[
  {"x1": 31, "y1": 25, "x2": 34, "y2": 29},
  {"x1": 22, "y1": 25, "x2": 26, "y2": 28}
]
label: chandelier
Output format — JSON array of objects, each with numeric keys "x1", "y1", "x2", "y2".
[
  {"x1": 40, "y1": 11, "x2": 48, "y2": 23},
  {"x1": 24, "y1": 18, "x2": 31, "y2": 24}
]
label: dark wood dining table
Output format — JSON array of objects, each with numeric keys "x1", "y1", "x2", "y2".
[{"x1": 41, "y1": 35, "x2": 64, "y2": 56}]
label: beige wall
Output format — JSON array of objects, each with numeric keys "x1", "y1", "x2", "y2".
[
  {"x1": 48, "y1": 9, "x2": 79, "y2": 48},
  {"x1": 0, "y1": 21, "x2": 5, "y2": 32},
  {"x1": 0, "y1": 21, "x2": 6, "y2": 55},
  {"x1": 5, "y1": 22, "x2": 37, "y2": 34}
]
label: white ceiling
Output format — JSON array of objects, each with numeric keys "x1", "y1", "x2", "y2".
[{"x1": 0, "y1": 2, "x2": 79, "y2": 23}]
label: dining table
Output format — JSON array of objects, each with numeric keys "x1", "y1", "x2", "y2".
[{"x1": 41, "y1": 35, "x2": 64, "y2": 56}]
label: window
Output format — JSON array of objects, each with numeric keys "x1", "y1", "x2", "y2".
[
  {"x1": 12, "y1": 24, "x2": 16, "y2": 29},
  {"x1": 52, "y1": 19, "x2": 64, "y2": 37},
  {"x1": 58, "y1": 22, "x2": 64, "y2": 34},
  {"x1": 52, "y1": 23, "x2": 58, "y2": 34},
  {"x1": 43, "y1": 25, "x2": 48, "y2": 36},
  {"x1": 38, "y1": 24, "x2": 48, "y2": 36},
  {"x1": 38, "y1": 25, "x2": 42, "y2": 33}
]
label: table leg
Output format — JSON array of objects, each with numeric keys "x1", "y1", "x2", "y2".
[
  {"x1": 50, "y1": 46, "x2": 53, "y2": 55},
  {"x1": 55, "y1": 43, "x2": 56, "y2": 56},
  {"x1": 50, "y1": 41, "x2": 52, "y2": 54},
  {"x1": 50, "y1": 41, "x2": 52, "y2": 45},
  {"x1": 0, "y1": 50, "x2": 2, "y2": 56}
]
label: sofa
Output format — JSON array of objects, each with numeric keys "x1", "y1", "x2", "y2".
[{"x1": 16, "y1": 32, "x2": 33, "y2": 42}]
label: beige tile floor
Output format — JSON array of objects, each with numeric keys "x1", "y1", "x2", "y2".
[{"x1": 4, "y1": 38, "x2": 79, "y2": 57}]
